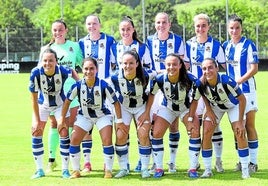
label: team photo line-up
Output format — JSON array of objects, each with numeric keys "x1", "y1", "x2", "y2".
[{"x1": 29, "y1": 11, "x2": 259, "y2": 180}]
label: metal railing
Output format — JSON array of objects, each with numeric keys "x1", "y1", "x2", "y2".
[{"x1": 1, "y1": 23, "x2": 268, "y2": 63}]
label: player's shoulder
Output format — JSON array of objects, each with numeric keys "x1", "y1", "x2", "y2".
[
  {"x1": 30, "y1": 66, "x2": 41, "y2": 75},
  {"x1": 171, "y1": 32, "x2": 183, "y2": 40},
  {"x1": 147, "y1": 34, "x2": 154, "y2": 41},
  {"x1": 65, "y1": 40, "x2": 80, "y2": 47},
  {"x1": 219, "y1": 73, "x2": 234, "y2": 84},
  {"x1": 187, "y1": 71, "x2": 198, "y2": 81},
  {"x1": 155, "y1": 73, "x2": 165, "y2": 81},
  {"x1": 102, "y1": 32, "x2": 115, "y2": 40}
]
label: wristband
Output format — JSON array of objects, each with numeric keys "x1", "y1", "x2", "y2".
[
  {"x1": 187, "y1": 117, "x2": 193, "y2": 122},
  {"x1": 117, "y1": 118, "x2": 123, "y2": 123}
]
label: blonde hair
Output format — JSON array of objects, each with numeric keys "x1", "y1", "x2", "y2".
[{"x1": 193, "y1": 13, "x2": 210, "y2": 25}]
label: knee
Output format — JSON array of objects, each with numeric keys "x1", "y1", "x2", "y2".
[
  {"x1": 31, "y1": 127, "x2": 43, "y2": 136},
  {"x1": 116, "y1": 130, "x2": 128, "y2": 144},
  {"x1": 58, "y1": 127, "x2": 69, "y2": 137},
  {"x1": 102, "y1": 138, "x2": 112, "y2": 146},
  {"x1": 153, "y1": 129, "x2": 163, "y2": 138}
]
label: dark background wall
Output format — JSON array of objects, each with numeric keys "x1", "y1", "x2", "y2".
[{"x1": 0, "y1": 60, "x2": 267, "y2": 73}]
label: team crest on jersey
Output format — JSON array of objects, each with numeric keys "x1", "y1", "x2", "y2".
[
  {"x1": 121, "y1": 82, "x2": 125, "y2": 87},
  {"x1": 206, "y1": 46, "x2": 211, "y2": 52},
  {"x1": 168, "y1": 43, "x2": 173, "y2": 49},
  {"x1": 100, "y1": 43, "x2": 104, "y2": 48},
  {"x1": 42, "y1": 80, "x2": 45, "y2": 84},
  {"x1": 136, "y1": 79, "x2": 141, "y2": 86},
  {"x1": 69, "y1": 47, "x2": 73, "y2": 52},
  {"x1": 165, "y1": 87, "x2": 169, "y2": 92},
  {"x1": 82, "y1": 90, "x2": 86, "y2": 94},
  {"x1": 132, "y1": 48, "x2": 137, "y2": 52},
  {"x1": 94, "y1": 90, "x2": 100, "y2": 97},
  {"x1": 218, "y1": 88, "x2": 224, "y2": 94},
  {"x1": 55, "y1": 79, "x2": 61, "y2": 84}
]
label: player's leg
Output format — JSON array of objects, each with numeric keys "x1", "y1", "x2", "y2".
[
  {"x1": 81, "y1": 132, "x2": 93, "y2": 173},
  {"x1": 98, "y1": 116, "x2": 114, "y2": 179},
  {"x1": 46, "y1": 114, "x2": 59, "y2": 173},
  {"x1": 212, "y1": 124, "x2": 224, "y2": 173},
  {"x1": 182, "y1": 112, "x2": 201, "y2": 179},
  {"x1": 151, "y1": 108, "x2": 174, "y2": 178},
  {"x1": 31, "y1": 108, "x2": 49, "y2": 179},
  {"x1": 232, "y1": 120, "x2": 250, "y2": 179},
  {"x1": 57, "y1": 114, "x2": 71, "y2": 179},
  {"x1": 69, "y1": 115, "x2": 90, "y2": 179},
  {"x1": 114, "y1": 107, "x2": 131, "y2": 178},
  {"x1": 135, "y1": 106, "x2": 152, "y2": 178},
  {"x1": 245, "y1": 110, "x2": 258, "y2": 174},
  {"x1": 199, "y1": 118, "x2": 216, "y2": 178},
  {"x1": 168, "y1": 118, "x2": 180, "y2": 173}
]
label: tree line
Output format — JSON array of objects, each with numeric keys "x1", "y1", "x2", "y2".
[{"x1": 0, "y1": 0, "x2": 267, "y2": 55}]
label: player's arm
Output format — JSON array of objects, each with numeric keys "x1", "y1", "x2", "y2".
[
  {"x1": 237, "y1": 63, "x2": 258, "y2": 85},
  {"x1": 31, "y1": 92, "x2": 40, "y2": 123},
  {"x1": 71, "y1": 69, "x2": 80, "y2": 81}
]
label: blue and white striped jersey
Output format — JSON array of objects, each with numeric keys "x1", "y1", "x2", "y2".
[
  {"x1": 66, "y1": 78, "x2": 118, "y2": 118},
  {"x1": 110, "y1": 40, "x2": 152, "y2": 71},
  {"x1": 195, "y1": 73, "x2": 243, "y2": 110},
  {"x1": 146, "y1": 32, "x2": 184, "y2": 71},
  {"x1": 110, "y1": 69, "x2": 154, "y2": 108},
  {"x1": 223, "y1": 36, "x2": 259, "y2": 93},
  {"x1": 184, "y1": 35, "x2": 225, "y2": 78},
  {"x1": 29, "y1": 65, "x2": 72, "y2": 107},
  {"x1": 79, "y1": 32, "x2": 116, "y2": 78},
  {"x1": 151, "y1": 72, "x2": 197, "y2": 111}
]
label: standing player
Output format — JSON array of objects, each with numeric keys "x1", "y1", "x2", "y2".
[
  {"x1": 223, "y1": 14, "x2": 259, "y2": 174},
  {"x1": 78, "y1": 14, "x2": 116, "y2": 173},
  {"x1": 143, "y1": 12, "x2": 185, "y2": 173},
  {"x1": 40, "y1": 19, "x2": 84, "y2": 173},
  {"x1": 59, "y1": 57, "x2": 122, "y2": 179},
  {"x1": 110, "y1": 16, "x2": 152, "y2": 170},
  {"x1": 29, "y1": 48, "x2": 79, "y2": 179},
  {"x1": 150, "y1": 54, "x2": 201, "y2": 178},
  {"x1": 111, "y1": 16, "x2": 152, "y2": 71},
  {"x1": 196, "y1": 58, "x2": 250, "y2": 179},
  {"x1": 110, "y1": 50, "x2": 156, "y2": 178},
  {"x1": 184, "y1": 13, "x2": 226, "y2": 172}
]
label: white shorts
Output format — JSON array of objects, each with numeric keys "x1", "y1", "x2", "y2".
[
  {"x1": 75, "y1": 114, "x2": 113, "y2": 132},
  {"x1": 204, "y1": 104, "x2": 246, "y2": 124},
  {"x1": 156, "y1": 106, "x2": 189, "y2": 124},
  {"x1": 64, "y1": 77, "x2": 79, "y2": 108},
  {"x1": 121, "y1": 104, "x2": 148, "y2": 125},
  {"x1": 151, "y1": 90, "x2": 163, "y2": 116},
  {"x1": 196, "y1": 97, "x2": 205, "y2": 116},
  {"x1": 38, "y1": 105, "x2": 70, "y2": 122},
  {"x1": 244, "y1": 92, "x2": 258, "y2": 113}
]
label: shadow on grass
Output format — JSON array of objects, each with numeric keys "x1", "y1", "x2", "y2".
[
  {"x1": 46, "y1": 169, "x2": 268, "y2": 182},
  {"x1": 44, "y1": 168, "x2": 268, "y2": 181}
]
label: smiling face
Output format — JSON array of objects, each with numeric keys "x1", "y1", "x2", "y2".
[
  {"x1": 122, "y1": 53, "x2": 138, "y2": 80},
  {"x1": 201, "y1": 59, "x2": 218, "y2": 84},
  {"x1": 155, "y1": 13, "x2": 171, "y2": 35},
  {"x1": 85, "y1": 15, "x2": 101, "y2": 35},
  {"x1": 51, "y1": 22, "x2": 68, "y2": 43},
  {"x1": 119, "y1": 20, "x2": 135, "y2": 43},
  {"x1": 228, "y1": 20, "x2": 242, "y2": 43},
  {"x1": 82, "y1": 59, "x2": 98, "y2": 81},
  {"x1": 165, "y1": 55, "x2": 182, "y2": 80},
  {"x1": 194, "y1": 18, "x2": 210, "y2": 38},
  {"x1": 41, "y1": 52, "x2": 57, "y2": 75}
]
